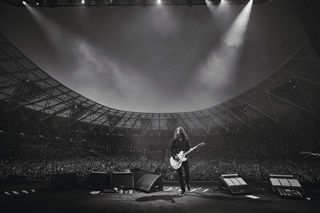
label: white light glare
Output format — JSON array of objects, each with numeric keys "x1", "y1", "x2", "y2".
[
  {"x1": 224, "y1": 0, "x2": 253, "y2": 47},
  {"x1": 198, "y1": 0, "x2": 254, "y2": 91},
  {"x1": 22, "y1": 1, "x2": 27, "y2": 5},
  {"x1": 157, "y1": 0, "x2": 162, "y2": 5},
  {"x1": 81, "y1": 0, "x2": 85, "y2": 4}
]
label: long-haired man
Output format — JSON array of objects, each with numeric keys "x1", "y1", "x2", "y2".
[{"x1": 170, "y1": 127, "x2": 191, "y2": 196}]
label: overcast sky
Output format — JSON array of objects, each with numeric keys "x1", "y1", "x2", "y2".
[{"x1": 0, "y1": 0, "x2": 306, "y2": 112}]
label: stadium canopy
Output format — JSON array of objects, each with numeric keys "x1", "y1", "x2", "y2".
[{"x1": 1, "y1": 31, "x2": 320, "y2": 136}]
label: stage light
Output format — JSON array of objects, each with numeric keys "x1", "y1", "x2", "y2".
[
  {"x1": 141, "y1": 0, "x2": 147, "y2": 7},
  {"x1": 206, "y1": 0, "x2": 221, "y2": 5},
  {"x1": 206, "y1": 0, "x2": 230, "y2": 18},
  {"x1": 36, "y1": 2, "x2": 39, "y2": 6},
  {"x1": 157, "y1": 0, "x2": 162, "y2": 5},
  {"x1": 22, "y1": 1, "x2": 27, "y2": 5},
  {"x1": 81, "y1": 0, "x2": 85, "y2": 4}
]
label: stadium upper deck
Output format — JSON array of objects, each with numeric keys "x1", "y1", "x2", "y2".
[{"x1": 0, "y1": 31, "x2": 320, "y2": 136}]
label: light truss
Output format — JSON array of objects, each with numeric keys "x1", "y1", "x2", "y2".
[
  {"x1": 5, "y1": 0, "x2": 207, "y2": 7},
  {"x1": 4, "y1": 0, "x2": 270, "y2": 7}
]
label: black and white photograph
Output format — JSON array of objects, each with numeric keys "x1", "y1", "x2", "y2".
[{"x1": 0, "y1": 0, "x2": 320, "y2": 213}]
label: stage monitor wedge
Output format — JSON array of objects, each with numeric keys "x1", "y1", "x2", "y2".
[
  {"x1": 219, "y1": 173, "x2": 250, "y2": 195},
  {"x1": 269, "y1": 174, "x2": 304, "y2": 199},
  {"x1": 135, "y1": 173, "x2": 163, "y2": 193}
]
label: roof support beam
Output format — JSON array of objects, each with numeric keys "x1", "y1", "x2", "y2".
[
  {"x1": 191, "y1": 112, "x2": 210, "y2": 134},
  {"x1": 111, "y1": 112, "x2": 135, "y2": 133},
  {"x1": 91, "y1": 109, "x2": 119, "y2": 130},
  {"x1": 176, "y1": 113, "x2": 190, "y2": 130},
  {"x1": 26, "y1": 90, "x2": 72, "y2": 109},
  {"x1": 207, "y1": 108, "x2": 229, "y2": 131},
  {"x1": 72, "y1": 103, "x2": 102, "y2": 124},
  {"x1": 245, "y1": 100, "x2": 279, "y2": 123},
  {"x1": 267, "y1": 91, "x2": 312, "y2": 113},
  {"x1": 88, "y1": 108, "x2": 112, "y2": 127},
  {"x1": 128, "y1": 113, "x2": 142, "y2": 129},
  {"x1": 40, "y1": 96, "x2": 84, "y2": 121},
  {"x1": 223, "y1": 103, "x2": 250, "y2": 127}
]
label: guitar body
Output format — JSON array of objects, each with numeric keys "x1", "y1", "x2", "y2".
[
  {"x1": 169, "y1": 142, "x2": 205, "y2": 170},
  {"x1": 170, "y1": 151, "x2": 187, "y2": 170}
]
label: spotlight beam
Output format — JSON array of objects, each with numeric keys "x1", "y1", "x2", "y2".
[
  {"x1": 199, "y1": 0, "x2": 253, "y2": 90},
  {"x1": 23, "y1": 2, "x2": 64, "y2": 49},
  {"x1": 224, "y1": 0, "x2": 253, "y2": 47}
]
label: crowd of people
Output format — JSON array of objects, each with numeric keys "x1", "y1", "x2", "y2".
[
  {"x1": 0, "y1": 155, "x2": 319, "y2": 183},
  {"x1": 1, "y1": 107, "x2": 320, "y2": 184},
  {"x1": 0, "y1": 157, "x2": 169, "y2": 180}
]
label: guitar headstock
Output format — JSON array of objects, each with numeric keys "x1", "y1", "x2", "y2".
[{"x1": 197, "y1": 142, "x2": 205, "y2": 147}]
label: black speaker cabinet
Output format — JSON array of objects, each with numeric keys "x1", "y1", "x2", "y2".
[
  {"x1": 133, "y1": 171, "x2": 146, "y2": 183},
  {"x1": 85, "y1": 171, "x2": 110, "y2": 190},
  {"x1": 135, "y1": 173, "x2": 163, "y2": 193},
  {"x1": 50, "y1": 173, "x2": 78, "y2": 190},
  {"x1": 219, "y1": 173, "x2": 250, "y2": 195},
  {"x1": 111, "y1": 172, "x2": 134, "y2": 189}
]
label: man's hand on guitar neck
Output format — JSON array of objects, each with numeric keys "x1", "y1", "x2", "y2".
[{"x1": 174, "y1": 155, "x2": 180, "y2": 161}]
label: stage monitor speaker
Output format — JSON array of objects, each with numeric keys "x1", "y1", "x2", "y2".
[
  {"x1": 111, "y1": 172, "x2": 134, "y2": 189},
  {"x1": 85, "y1": 171, "x2": 110, "y2": 190},
  {"x1": 50, "y1": 173, "x2": 78, "y2": 190},
  {"x1": 133, "y1": 171, "x2": 146, "y2": 183},
  {"x1": 219, "y1": 173, "x2": 250, "y2": 195},
  {"x1": 135, "y1": 173, "x2": 163, "y2": 193},
  {"x1": 269, "y1": 174, "x2": 304, "y2": 199}
]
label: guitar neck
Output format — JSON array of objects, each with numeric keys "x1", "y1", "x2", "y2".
[{"x1": 184, "y1": 145, "x2": 199, "y2": 156}]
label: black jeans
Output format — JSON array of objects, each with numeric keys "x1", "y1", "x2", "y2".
[{"x1": 177, "y1": 160, "x2": 189, "y2": 192}]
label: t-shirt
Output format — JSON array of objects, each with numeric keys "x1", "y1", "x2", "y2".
[{"x1": 170, "y1": 137, "x2": 191, "y2": 158}]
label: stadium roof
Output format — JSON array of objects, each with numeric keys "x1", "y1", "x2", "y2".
[
  {"x1": 1, "y1": 32, "x2": 320, "y2": 136},
  {"x1": 4, "y1": 0, "x2": 270, "y2": 7}
]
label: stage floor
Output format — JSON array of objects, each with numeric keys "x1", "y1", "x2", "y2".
[{"x1": 1, "y1": 185, "x2": 320, "y2": 213}]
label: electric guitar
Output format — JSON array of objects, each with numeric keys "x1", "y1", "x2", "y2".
[
  {"x1": 170, "y1": 142, "x2": 205, "y2": 170},
  {"x1": 300, "y1": 151, "x2": 320, "y2": 157}
]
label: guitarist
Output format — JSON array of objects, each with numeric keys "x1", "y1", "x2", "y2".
[{"x1": 170, "y1": 127, "x2": 191, "y2": 196}]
